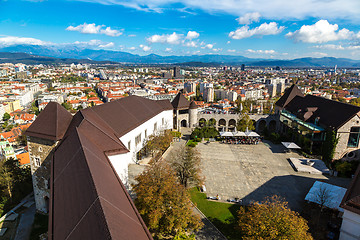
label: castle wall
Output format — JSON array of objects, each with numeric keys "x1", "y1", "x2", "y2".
[
  {"x1": 335, "y1": 113, "x2": 360, "y2": 160},
  {"x1": 27, "y1": 136, "x2": 56, "y2": 214}
]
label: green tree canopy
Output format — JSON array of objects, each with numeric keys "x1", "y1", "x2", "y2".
[
  {"x1": 238, "y1": 195, "x2": 313, "y2": 240},
  {"x1": 133, "y1": 162, "x2": 203, "y2": 239},
  {"x1": 236, "y1": 114, "x2": 255, "y2": 132},
  {"x1": 169, "y1": 145, "x2": 204, "y2": 188},
  {"x1": 3, "y1": 112, "x2": 10, "y2": 121}
]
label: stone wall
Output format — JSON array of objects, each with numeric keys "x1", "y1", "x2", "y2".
[
  {"x1": 335, "y1": 113, "x2": 360, "y2": 160},
  {"x1": 27, "y1": 136, "x2": 56, "y2": 214}
]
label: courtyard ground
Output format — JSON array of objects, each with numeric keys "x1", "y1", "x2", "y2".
[{"x1": 197, "y1": 140, "x2": 350, "y2": 211}]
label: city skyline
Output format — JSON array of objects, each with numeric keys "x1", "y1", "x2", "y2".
[{"x1": 0, "y1": 0, "x2": 360, "y2": 59}]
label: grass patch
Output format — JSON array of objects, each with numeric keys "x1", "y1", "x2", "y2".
[
  {"x1": 29, "y1": 213, "x2": 48, "y2": 240},
  {"x1": 189, "y1": 187, "x2": 241, "y2": 240}
]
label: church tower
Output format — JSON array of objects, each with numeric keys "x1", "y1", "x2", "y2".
[{"x1": 25, "y1": 102, "x2": 72, "y2": 213}]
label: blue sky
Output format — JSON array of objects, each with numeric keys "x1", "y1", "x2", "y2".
[{"x1": 0, "y1": 0, "x2": 360, "y2": 59}]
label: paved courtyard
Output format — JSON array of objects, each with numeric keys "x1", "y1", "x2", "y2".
[{"x1": 197, "y1": 141, "x2": 350, "y2": 211}]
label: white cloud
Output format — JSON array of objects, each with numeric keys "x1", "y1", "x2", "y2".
[
  {"x1": 227, "y1": 49, "x2": 236, "y2": 52},
  {"x1": 98, "y1": 42, "x2": 115, "y2": 48},
  {"x1": 165, "y1": 47, "x2": 172, "y2": 52},
  {"x1": 227, "y1": 41, "x2": 231, "y2": 44},
  {"x1": 0, "y1": 36, "x2": 48, "y2": 47},
  {"x1": 247, "y1": 49, "x2": 276, "y2": 54},
  {"x1": 128, "y1": 34, "x2": 137, "y2": 37},
  {"x1": 185, "y1": 31, "x2": 200, "y2": 40},
  {"x1": 129, "y1": 46, "x2": 136, "y2": 50},
  {"x1": 147, "y1": 32, "x2": 183, "y2": 44},
  {"x1": 237, "y1": 12, "x2": 261, "y2": 25},
  {"x1": 66, "y1": 23, "x2": 122, "y2": 37},
  {"x1": 203, "y1": 43, "x2": 213, "y2": 49},
  {"x1": 184, "y1": 41, "x2": 197, "y2": 47},
  {"x1": 315, "y1": 44, "x2": 360, "y2": 50},
  {"x1": 100, "y1": 27, "x2": 122, "y2": 37},
  {"x1": 80, "y1": 0, "x2": 360, "y2": 22},
  {"x1": 229, "y1": 22, "x2": 284, "y2": 39},
  {"x1": 286, "y1": 20, "x2": 354, "y2": 43},
  {"x1": 140, "y1": 44, "x2": 151, "y2": 51},
  {"x1": 212, "y1": 48, "x2": 222, "y2": 52}
]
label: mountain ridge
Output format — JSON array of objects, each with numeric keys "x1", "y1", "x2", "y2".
[{"x1": 1, "y1": 45, "x2": 360, "y2": 67}]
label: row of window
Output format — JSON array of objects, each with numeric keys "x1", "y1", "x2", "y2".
[{"x1": 128, "y1": 120, "x2": 164, "y2": 150}]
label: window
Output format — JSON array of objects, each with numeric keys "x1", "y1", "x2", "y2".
[
  {"x1": 144, "y1": 130, "x2": 147, "y2": 138},
  {"x1": 162, "y1": 118, "x2": 165, "y2": 125},
  {"x1": 154, "y1": 123, "x2": 157, "y2": 132},
  {"x1": 128, "y1": 141, "x2": 131, "y2": 150},
  {"x1": 348, "y1": 127, "x2": 360, "y2": 148},
  {"x1": 38, "y1": 146, "x2": 43, "y2": 152},
  {"x1": 135, "y1": 134, "x2": 142, "y2": 145},
  {"x1": 34, "y1": 157, "x2": 41, "y2": 167}
]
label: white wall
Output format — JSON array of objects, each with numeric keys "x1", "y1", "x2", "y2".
[
  {"x1": 108, "y1": 109, "x2": 173, "y2": 187},
  {"x1": 340, "y1": 209, "x2": 360, "y2": 240}
]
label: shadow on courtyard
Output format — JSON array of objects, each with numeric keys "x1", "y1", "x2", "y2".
[{"x1": 239, "y1": 174, "x2": 351, "y2": 211}]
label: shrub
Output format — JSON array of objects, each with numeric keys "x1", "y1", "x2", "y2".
[{"x1": 270, "y1": 132, "x2": 281, "y2": 144}]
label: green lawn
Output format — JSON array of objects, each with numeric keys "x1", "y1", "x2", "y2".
[{"x1": 189, "y1": 187, "x2": 242, "y2": 240}]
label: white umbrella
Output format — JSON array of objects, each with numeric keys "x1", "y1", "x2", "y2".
[
  {"x1": 220, "y1": 132, "x2": 233, "y2": 137},
  {"x1": 281, "y1": 142, "x2": 301, "y2": 149},
  {"x1": 233, "y1": 131, "x2": 246, "y2": 137},
  {"x1": 245, "y1": 131, "x2": 260, "y2": 137}
]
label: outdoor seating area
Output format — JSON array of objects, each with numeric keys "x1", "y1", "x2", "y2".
[
  {"x1": 220, "y1": 131, "x2": 261, "y2": 145},
  {"x1": 220, "y1": 131, "x2": 261, "y2": 144}
]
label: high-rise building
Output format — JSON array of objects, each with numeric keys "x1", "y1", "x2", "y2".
[
  {"x1": 204, "y1": 87, "x2": 214, "y2": 102},
  {"x1": 184, "y1": 81, "x2": 196, "y2": 93},
  {"x1": 173, "y1": 66, "x2": 181, "y2": 78},
  {"x1": 241, "y1": 64, "x2": 245, "y2": 71}
]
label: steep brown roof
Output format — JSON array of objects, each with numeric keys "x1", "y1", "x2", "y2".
[
  {"x1": 83, "y1": 95, "x2": 173, "y2": 137},
  {"x1": 171, "y1": 92, "x2": 190, "y2": 110},
  {"x1": 49, "y1": 95, "x2": 174, "y2": 240},
  {"x1": 285, "y1": 95, "x2": 360, "y2": 130},
  {"x1": 189, "y1": 101, "x2": 198, "y2": 109},
  {"x1": 275, "y1": 84, "x2": 304, "y2": 108},
  {"x1": 341, "y1": 165, "x2": 360, "y2": 215},
  {"x1": 25, "y1": 102, "x2": 73, "y2": 141},
  {"x1": 49, "y1": 109, "x2": 152, "y2": 240}
]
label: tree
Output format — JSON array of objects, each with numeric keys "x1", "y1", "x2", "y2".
[
  {"x1": 3, "y1": 112, "x2": 10, "y2": 121},
  {"x1": 16, "y1": 128, "x2": 28, "y2": 146},
  {"x1": 61, "y1": 102, "x2": 72, "y2": 111},
  {"x1": 133, "y1": 162, "x2": 203, "y2": 239},
  {"x1": 146, "y1": 130, "x2": 173, "y2": 158},
  {"x1": 236, "y1": 114, "x2": 255, "y2": 132},
  {"x1": 322, "y1": 130, "x2": 339, "y2": 164},
  {"x1": 169, "y1": 145, "x2": 204, "y2": 188},
  {"x1": 0, "y1": 160, "x2": 14, "y2": 199},
  {"x1": 238, "y1": 195, "x2": 313, "y2": 240}
]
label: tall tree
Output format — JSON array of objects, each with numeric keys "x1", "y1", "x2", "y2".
[
  {"x1": 238, "y1": 195, "x2": 313, "y2": 240},
  {"x1": 236, "y1": 114, "x2": 255, "y2": 132},
  {"x1": 133, "y1": 162, "x2": 203, "y2": 239},
  {"x1": 169, "y1": 145, "x2": 203, "y2": 188}
]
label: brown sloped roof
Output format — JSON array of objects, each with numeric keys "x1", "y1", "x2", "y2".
[
  {"x1": 189, "y1": 101, "x2": 198, "y2": 109},
  {"x1": 25, "y1": 102, "x2": 73, "y2": 141},
  {"x1": 83, "y1": 95, "x2": 173, "y2": 137},
  {"x1": 171, "y1": 92, "x2": 190, "y2": 110},
  {"x1": 341, "y1": 165, "x2": 360, "y2": 215},
  {"x1": 275, "y1": 84, "x2": 304, "y2": 108},
  {"x1": 49, "y1": 113, "x2": 152, "y2": 240},
  {"x1": 285, "y1": 94, "x2": 360, "y2": 130}
]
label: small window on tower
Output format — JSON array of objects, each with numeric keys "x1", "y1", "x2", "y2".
[
  {"x1": 38, "y1": 146, "x2": 43, "y2": 152},
  {"x1": 128, "y1": 141, "x2": 131, "y2": 150},
  {"x1": 34, "y1": 157, "x2": 41, "y2": 167}
]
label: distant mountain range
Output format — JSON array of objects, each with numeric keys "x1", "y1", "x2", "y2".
[{"x1": 1, "y1": 45, "x2": 360, "y2": 67}]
